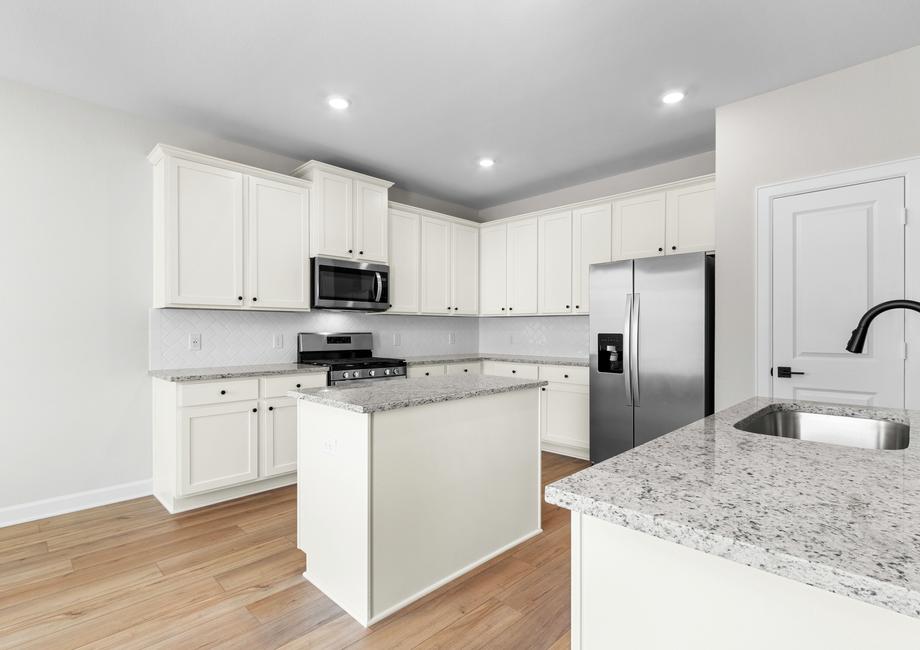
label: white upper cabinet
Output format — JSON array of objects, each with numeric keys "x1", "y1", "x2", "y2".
[
  {"x1": 507, "y1": 218, "x2": 539, "y2": 315},
  {"x1": 162, "y1": 157, "x2": 244, "y2": 308},
  {"x1": 293, "y1": 161, "x2": 393, "y2": 263},
  {"x1": 572, "y1": 202, "x2": 612, "y2": 313},
  {"x1": 538, "y1": 211, "x2": 574, "y2": 314},
  {"x1": 451, "y1": 222, "x2": 479, "y2": 314},
  {"x1": 665, "y1": 181, "x2": 715, "y2": 255},
  {"x1": 246, "y1": 176, "x2": 310, "y2": 310},
  {"x1": 419, "y1": 215, "x2": 453, "y2": 314},
  {"x1": 387, "y1": 208, "x2": 420, "y2": 314},
  {"x1": 355, "y1": 180, "x2": 389, "y2": 262},
  {"x1": 479, "y1": 223, "x2": 508, "y2": 315},
  {"x1": 151, "y1": 145, "x2": 310, "y2": 311},
  {"x1": 310, "y1": 169, "x2": 353, "y2": 258},
  {"x1": 613, "y1": 191, "x2": 667, "y2": 261}
]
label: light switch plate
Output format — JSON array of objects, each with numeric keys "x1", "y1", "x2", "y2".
[
  {"x1": 392, "y1": 333, "x2": 401, "y2": 347},
  {"x1": 188, "y1": 333, "x2": 201, "y2": 351},
  {"x1": 448, "y1": 332, "x2": 456, "y2": 345}
]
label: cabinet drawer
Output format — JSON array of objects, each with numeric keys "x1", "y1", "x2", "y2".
[
  {"x1": 481, "y1": 361, "x2": 539, "y2": 379},
  {"x1": 262, "y1": 373, "x2": 327, "y2": 398},
  {"x1": 179, "y1": 379, "x2": 259, "y2": 407},
  {"x1": 446, "y1": 362, "x2": 482, "y2": 376},
  {"x1": 408, "y1": 364, "x2": 446, "y2": 378},
  {"x1": 539, "y1": 365, "x2": 589, "y2": 385}
]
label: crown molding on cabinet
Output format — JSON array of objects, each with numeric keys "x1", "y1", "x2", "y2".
[
  {"x1": 292, "y1": 160, "x2": 394, "y2": 188},
  {"x1": 147, "y1": 144, "x2": 311, "y2": 189}
]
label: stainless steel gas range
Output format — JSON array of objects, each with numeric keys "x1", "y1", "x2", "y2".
[{"x1": 297, "y1": 332, "x2": 406, "y2": 385}]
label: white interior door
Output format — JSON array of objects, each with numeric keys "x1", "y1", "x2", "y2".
[{"x1": 772, "y1": 178, "x2": 905, "y2": 406}]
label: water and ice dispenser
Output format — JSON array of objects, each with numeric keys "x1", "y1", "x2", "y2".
[{"x1": 597, "y1": 333, "x2": 623, "y2": 374}]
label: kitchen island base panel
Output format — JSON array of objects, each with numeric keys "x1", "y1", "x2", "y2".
[
  {"x1": 572, "y1": 513, "x2": 920, "y2": 650},
  {"x1": 298, "y1": 388, "x2": 541, "y2": 627},
  {"x1": 154, "y1": 473, "x2": 296, "y2": 514}
]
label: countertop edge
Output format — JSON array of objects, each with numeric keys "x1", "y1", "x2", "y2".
[
  {"x1": 289, "y1": 379, "x2": 547, "y2": 414},
  {"x1": 404, "y1": 354, "x2": 589, "y2": 367},
  {"x1": 544, "y1": 485, "x2": 920, "y2": 619},
  {"x1": 149, "y1": 365, "x2": 329, "y2": 382}
]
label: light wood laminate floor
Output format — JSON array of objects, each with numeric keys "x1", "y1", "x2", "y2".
[{"x1": 0, "y1": 452, "x2": 588, "y2": 649}]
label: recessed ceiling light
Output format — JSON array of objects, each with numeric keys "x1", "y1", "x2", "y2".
[
  {"x1": 478, "y1": 158, "x2": 495, "y2": 168},
  {"x1": 661, "y1": 91, "x2": 685, "y2": 105},
  {"x1": 327, "y1": 96, "x2": 350, "y2": 110}
]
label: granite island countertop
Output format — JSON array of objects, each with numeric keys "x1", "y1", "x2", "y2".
[
  {"x1": 403, "y1": 353, "x2": 589, "y2": 367},
  {"x1": 288, "y1": 374, "x2": 546, "y2": 413},
  {"x1": 149, "y1": 363, "x2": 328, "y2": 382},
  {"x1": 545, "y1": 397, "x2": 920, "y2": 619}
]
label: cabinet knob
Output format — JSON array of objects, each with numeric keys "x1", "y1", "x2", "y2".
[
  {"x1": 252, "y1": 408, "x2": 258, "y2": 413},
  {"x1": 296, "y1": 383, "x2": 301, "y2": 388},
  {"x1": 252, "y1": 297, "x2": 258, "y2": 302},
  {"x1": 238, "y1": 296, "x2": 243, "y2": 301},
  {"x1": 541, "y1": 387, "x2": 546, "y2": 391},
  {"x1": 425, "y1": 372, "x2": 430, "y2": 376},
  {"x1": 348, "y1": 249, "x2": 353, "y2": 254},
  {"x1": 658, "y1": 247, "x2": 663, "y2": 252},
  {"x1": 501, "y1": 307, "x2": 505, "y2": 311},
  {"x1": 359, "y1": 250, "x2": 364, "y2": 255},
  {"x1": 453, "y1": 307, "x2": 458, "y2": 311},
  {"x1": 448, "y1": 306, "x2": 452, "y2": 310},
  {"x1": 220, "y1": 390, "x2": 227, "y2": 395},
  {"x1": 268, "y1": 406, "x2": 274, "y2": 411},
  {"x1": 575, "y1": 305, "x2": 580, "y2": 309},
  {"x1": 464, "y1": 368, "x2": 468, "y2": 373},
  {"x1": 509, "y1": 307, "x2": 513, "y2": 311},
  {"x1": 564, "y1": 374, "x2": 569, "y2": 378},
  {"x1": 565, "y1": 305, "x2": 570, "y2": 309},
  {"x1": 512, "y1": 369, "x2": 517, "y2": 374},
  {"x1": 671, "y1": 245, "x2": 677, "y2": 250}
]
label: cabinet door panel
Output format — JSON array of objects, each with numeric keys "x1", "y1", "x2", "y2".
[
  {"x1": 179, "y1": 401, "x2": 258, "y2": 495},
  {"x1": 261, "y1": 398, "x2": 298, "y2": 477},
  {"x1": 387, "y1": 209, "x2": 421, "y2": 313},
  {"x1": 311, "y1": 171, "x2": 353, "y2": 258},
  {"x1": 479, "y1": 224, "x2": 508, "y2": 315},
  {"x1": 451, "y1": 222, "x2": 479, "y2": 314},
  {"x1": 355, "y1": 181, "x2": 389, "y2": 262},
  {"x1": 572, "y1": 202, "x2": 612, "y2": 313},
  {"x1": 419, "y1": 217, "x2": 452, "y2": 314},
  {"x1": 166, "y1": 158, "x2": 243, "y2": 306},
  {"x1": 247, "y1": 177, "x2": 310, "y2": 310},
  {"x1": 507, "y1": 218, "x2": 539, "y2": 314},
  {"x1": 539, "y1": 211, "x2": 573, "y2": 314},
  {"x1": 666, "y1": 182, "x2": 715, "y2": 254},
  {"x1": 613, "y1": 192, "x2": 666, "y2": 260},
  {"x1": 540, "y1": 382, "x2": 590, "y2": 452}
]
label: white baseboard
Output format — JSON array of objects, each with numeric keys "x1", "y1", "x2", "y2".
[
  {"x1": 542, "y1": 440, "x2": 590, "y2": 461},
  {"x1": 0, "y1": 479, "x2": 153, "y2": 528}
]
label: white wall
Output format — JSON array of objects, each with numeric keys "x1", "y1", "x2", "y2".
[
  {"x1": 477, "y1": 151, "x2": 715, "y2": 221},
  {"x1": 715, "y1": 45, "x2": 920, "y2": 409}
]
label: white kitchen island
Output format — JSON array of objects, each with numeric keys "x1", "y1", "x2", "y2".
[{"x1": 289, "y1": 374, "x2": 545, "y2": 626}]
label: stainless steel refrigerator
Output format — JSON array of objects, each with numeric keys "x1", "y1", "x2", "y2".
[{"x1": 589, "y1": 252, "x2": 714, "y2": 463}]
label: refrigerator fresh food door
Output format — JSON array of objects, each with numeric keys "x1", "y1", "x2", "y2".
[
  {"x1": 589, "y1": 260, "x2": 635, "y2": 463},
  {"x1": 632, "y1": 253, "x2": 712, "y2": 447}
]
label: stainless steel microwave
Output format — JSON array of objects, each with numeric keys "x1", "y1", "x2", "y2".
[{"x1": 311, "y1": 257, "x2": 390, "y2": 311}]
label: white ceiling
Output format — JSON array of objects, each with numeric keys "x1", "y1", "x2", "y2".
[{"x1": 2, "y1": 1, "x2": 920, "y2": 210}]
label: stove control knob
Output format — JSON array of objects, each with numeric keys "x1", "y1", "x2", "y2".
[
  {"x1": 384, "y1": 368, "x2": 391, "y2": 376},
  {"x1": 353, "y1": 370, "x2": 362, "y2": 379},
  {"x1": 342, "y1": 372, "x2": 350, "y2": 379},
  {"x1": 369, "y1": 370, "x2": 376, "y2": 377},
  {"x1": 394, "y1": 367, "x2": 403, "y2": 375}
]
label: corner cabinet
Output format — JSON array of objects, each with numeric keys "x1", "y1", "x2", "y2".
[
  {"x1": 292, "y1": 161, "x2": 393, "y2": 263},
  {"x1": 150, "y1": 144, "x2": 310, "y2": 311}
]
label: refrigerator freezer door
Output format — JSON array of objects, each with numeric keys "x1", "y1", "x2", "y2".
[
  {"x1": 632, "y1": 253, "x2": 711, "y2": 447},
  {"x1": 589, "y1": 260, "x2": 634, "y2": 463}
]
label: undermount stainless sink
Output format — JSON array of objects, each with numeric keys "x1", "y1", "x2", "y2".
[{"x1": 734, "y1": 407, "x2": 909, "y2": 450}]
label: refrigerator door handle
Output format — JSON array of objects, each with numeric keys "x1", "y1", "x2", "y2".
[
  {"x1": 624, "y1": 293, "x2": 633, "y2": 406},
  {"x1": 631, "y1": 293, "x2": 640, "y2": 406}
]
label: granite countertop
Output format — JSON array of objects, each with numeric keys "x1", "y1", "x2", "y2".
[
  {"x1": 545, "y1": 397, "x2": 920, "y2": 619},
  {"x1": 288, "y1": 374, "x2": 547, "y2": 413},
  {"x1": 403, "y1": 353, "x2": 589, "y2": 367},
  {"x1": 149, "y1": 363, "x2": 328, "y2": 382}
]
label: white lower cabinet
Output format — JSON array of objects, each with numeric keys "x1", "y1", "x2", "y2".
[
  {"x1": 153, "y1": 372, "x2": 326, "y2": 513},
  {"x1": 407, "y1": 364, "x2": 446, "y2": 378},
  {"x1": 481, "y1": 361, "x2": 589, "y2": 459},
  {"x1": 445, "y1": 362, "x2": 482, "y2": 376}
]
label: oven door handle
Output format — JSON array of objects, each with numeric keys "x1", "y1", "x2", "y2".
[{"x1": 374, "y1": 272, "x2": 383, "y2": 303}]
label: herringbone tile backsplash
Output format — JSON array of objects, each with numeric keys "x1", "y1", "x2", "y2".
[{"x1": 149, "y1": 309, "x2": 589, "y2": 369}]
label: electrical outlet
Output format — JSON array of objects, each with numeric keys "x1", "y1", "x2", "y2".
[
  {"x1": 392, "y1": 333, "x2": 401, "y2": 347},
  {"x1": 272, "y1": 334, "x2": 283, "y2": 349},
  {"x1": 448, "y1": 332, "x2": 456, "y2": 345},
  {"x1": 509, "y1": 333, "x2": 514, "y2": 345},
  {"x1": 188, "y1": 333, "x2": 201, "y2": 351}
]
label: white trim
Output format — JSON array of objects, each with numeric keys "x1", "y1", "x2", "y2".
[
  {"x1": 541, "y1": 441, "x2": 590, "y2": 461},
  {"x1": 755, "y1": 155, "x2": 920, "y2": 398},
  {"x1": 0, "y1": 479, "x2": 153, "y2": 528},
  {"x1": 291, "y1": 160, "x2": 394, "y2": 188},
  {"x1": 147, "y1": 144, "x2": 311, "y2": 188},
  {"x1": 364, "y1": 527, "x2": 543, "y2": 627}
]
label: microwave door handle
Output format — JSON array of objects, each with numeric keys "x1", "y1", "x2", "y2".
[{"x1": 374, "y1": 272, "x2": 383, "y2": 303}]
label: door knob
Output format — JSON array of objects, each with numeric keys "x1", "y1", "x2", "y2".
[{"x1": 775, "y1": 366, "x2": 805, "y2": 378}]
